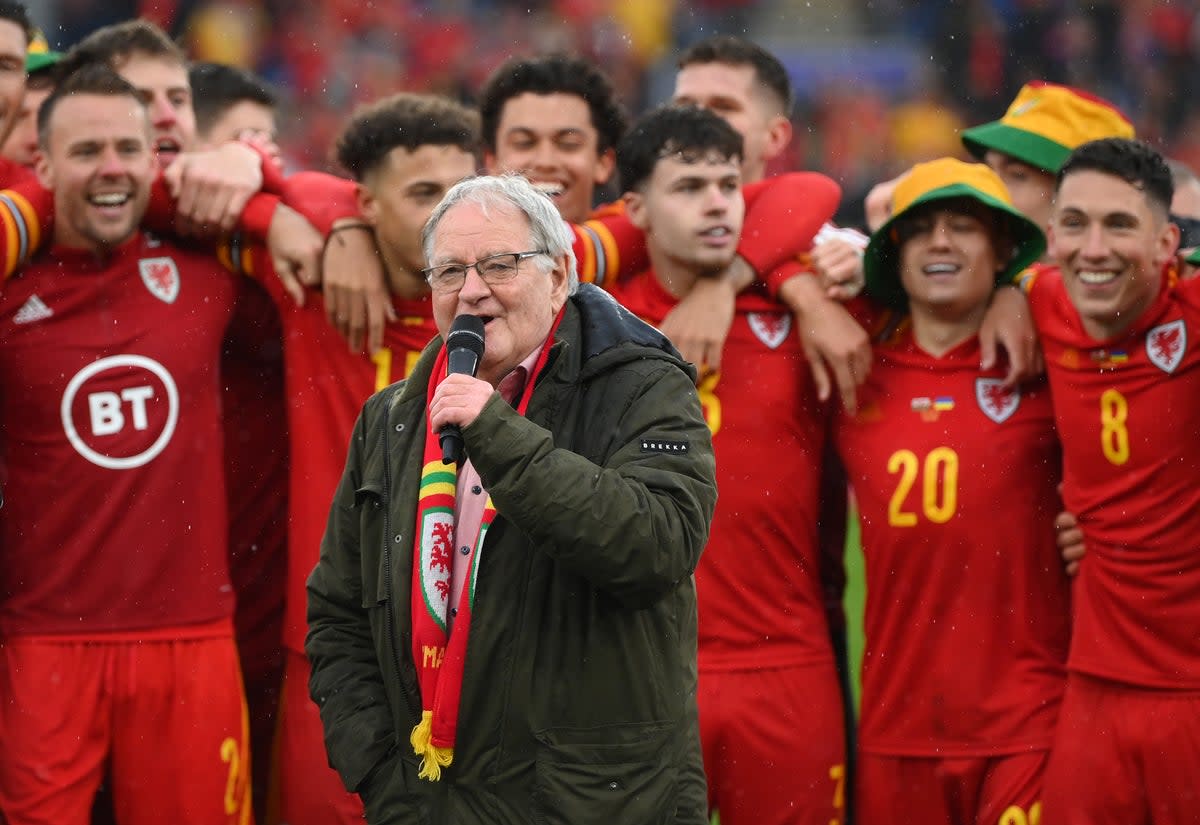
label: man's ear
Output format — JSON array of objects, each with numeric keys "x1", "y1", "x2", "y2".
[
  {"x1": 623, "y1": 190, "x2": 647, "y2": 231},
  {"x1": 762, "y1": 114, "x2": 793, "y2": 164},
  {"x1": 549, "y1": 252, "x2": 571, "y2": 309},
  {"x1": 593, "y1": 148, "x2": 616, "y2": 186},
  {"x1": 356, "y1": 182, "x2": 378, "y2": 226},
  {"x1": 34, "y1": 148, "x2": 52, "y2": 191},
  {"x1": 1157, "y1": 217, "x2": 1182, "y2": 266}
]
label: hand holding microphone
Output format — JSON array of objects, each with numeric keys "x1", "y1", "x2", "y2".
[{"x1": 436, "y1": 314, "x2": 486, "y2": 465}]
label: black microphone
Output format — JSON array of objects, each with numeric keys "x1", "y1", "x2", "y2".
[{"x1": 440, "y1": 314, "x2": 486, "y2": 465}]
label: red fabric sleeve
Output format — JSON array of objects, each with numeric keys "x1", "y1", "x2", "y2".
[
  {"x1": 238, "y1": 194, "x2": 282, "y2": 238},
  {"x1": 740, "y1": 172, "x2": 842, "y2": 281},
  {"x1": 279, "y1": 172, "x2": 360, "y2": 235},
  {"x1": 250, "y1": 143, "x2": 288, "y2": 195},
  {"x1": 0, "y1": 173, "x2": 52, "y2": 279},
  {"x1": 580, "y1": 199, "x2": 650, "y2": 284},
  {"x1": 139, "y1": 173, "x2": 281, "y2": 240}
]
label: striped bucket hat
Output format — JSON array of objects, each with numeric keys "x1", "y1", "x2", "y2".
[
  {"x1": 864, "y1": 158, "x2": 1046, "y2": 309},
  {"x1": 961, "y1": 82, "x2": 1134, "y2": 174}
]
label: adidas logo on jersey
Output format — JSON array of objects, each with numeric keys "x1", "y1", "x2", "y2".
[{"x1": 13, "y1": 294, "x2": 53, "y2": 324}]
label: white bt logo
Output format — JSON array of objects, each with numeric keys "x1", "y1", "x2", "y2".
[
  {"x1": 89, "y1": 386, "x2": 156, "y2": 435},
  {"x1": 60, "y1": 354, "x2": 179, "y2": 470}
]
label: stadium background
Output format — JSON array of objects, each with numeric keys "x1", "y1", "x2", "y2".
[{"x1": 24, "y1": 0, "x2": 1200, "y2": 709}]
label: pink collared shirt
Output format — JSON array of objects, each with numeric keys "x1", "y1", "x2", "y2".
[{"x1": 447, "y1": 344, "x2": 545, "y2": 629}]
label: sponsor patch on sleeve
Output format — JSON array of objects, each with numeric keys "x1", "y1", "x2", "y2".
[{"x1": 640, "y1": 438, "x2": 689, "y2": 455}]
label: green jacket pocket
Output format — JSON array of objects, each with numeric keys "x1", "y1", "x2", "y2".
[{"x1": 532, "y1": 722, "x2": 679, "y2": 825}]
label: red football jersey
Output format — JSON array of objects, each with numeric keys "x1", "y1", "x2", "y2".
[
  {"x1": 1027, "y1": 265, "x2": 1200, "y2": 689},
  {"x1": 255, "y1": 266, "x2": 439, "y2": 654},
  {"x1": 608, "y1": 273, "x2": 831, "y2": 670},
  {"x1": 834, "y1": 323, "x2": 1069, "y2": 756},
  {"x1": 0, "y1": 234, "x2": 237, "y2": 635}
]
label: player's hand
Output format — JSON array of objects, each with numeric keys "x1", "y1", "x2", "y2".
[
  {"x1": 266, "y1": 203, "x2": 322, "y2": 306},
  {"x1": 811, "y1": 236, "x2": 865, "y2": 301},
  {"x1": 164, "y1": 141, "x2": 263, "y2": 235},
  {"x1": 236, "y1": 129, "x2": 284, "y2": 171},
  {"x1": 321, "y1": 221, "x2": 395, "y2": 355},
  {"x1": 779, "y1": 273, "x2": 871, "y2": 414},
  {"x1": 1055, "y1": 509, "x2": 1086, "y2": 577},
  {"x1": 980, "y1": 285, "x2": 1043, "y2": 386},
  {"x1": 864, "y1": 173, "x2": 905, "y2": 232},
  {"x1": 658, "y1": 260, "x2": 745, "y2": 379},
  {"x1": 429, "y1": 373, "x2": 495, "y2": 432}
]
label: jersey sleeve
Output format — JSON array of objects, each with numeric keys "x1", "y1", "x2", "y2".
[
  {"x1": 0, "y1": 178, "x2": 51, "y2": 281},
  {"x1": 278, "y1": 171, "x2": 361, "y2": 235},
  {"x1": 573, "y1": 200, "x2": 648, "y2": 287},
  {"x1": 155, "y1": 168, "x2": 360, "y2": 250},
  {"x1": 742, "y1": 172, "x2": 843, "y2": 287}
]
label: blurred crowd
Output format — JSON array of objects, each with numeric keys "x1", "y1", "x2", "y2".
[{"x1": 34, "y1": 0, "x2": 1200, "y2": 225}]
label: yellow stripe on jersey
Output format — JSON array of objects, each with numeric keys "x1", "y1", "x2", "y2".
[
  {"x1": 1017, "y1": 266, "x2": 1039, "y2": 293},
  {"x1": 216, "y1": 238, "x2": 235, "y2": 274},
  {"x1": 0, "y1": 189, "x2": 36, "y2": 281},
  {"x1": 578, "y1": 219, "x2": 619, "y2": 286},
  {"x1": 574, "y1": 222, "x2": 598, "y2": 284},
  {"x1": 10, "y1": 190, "x2": 38, "y2": 266},
  {"x1": 238, "y1": 240, "x2": 255, "y2": 278},
  {"x1": 586, "y1": 219, "x2": 621, "y2": 285},
  {"x1": 215, "y1": 233, "x2": 256, "y2": 278}
]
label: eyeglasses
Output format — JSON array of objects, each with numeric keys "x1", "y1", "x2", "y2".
[{"x1": 422, "y1": 250, "x2": 547, "y2": 293}]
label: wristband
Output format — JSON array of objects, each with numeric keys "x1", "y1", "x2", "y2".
[
  {"x1": 328, "y1": 221, "x2": 373, "y2": 238},
  {"x1": 323, "y1": 221, "x2": 376, "y2": 259}
]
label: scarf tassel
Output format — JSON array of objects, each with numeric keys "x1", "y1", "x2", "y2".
[{"x1": 411, "y1": 710, "x2": 454, "y2": 781}]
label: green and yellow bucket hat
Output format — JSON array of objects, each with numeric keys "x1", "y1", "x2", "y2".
[
  {"x1": 961, "y1": 81, "x2": 1134, "y2": 174},
  {"x1": 863, "y1": 158, "x2": 1047, "y2": 309},
  {"x1": 25, "y1": 31, "x2": 61, "y2": 75}
]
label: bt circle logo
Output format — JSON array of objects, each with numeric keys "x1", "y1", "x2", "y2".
[{"x1": 60, "y1": 354, "x2": 179, "y2": 470}]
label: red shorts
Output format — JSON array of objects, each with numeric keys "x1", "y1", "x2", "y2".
[
  {"x1": 1042, "y1": 673, "x2": 1200, "y2": 824},
  {"x1": 0, "y1": 631, "x2": 250, "y2": 825},
  {"x1": 269, "y1": 649, "x2": 362, "y2": 825},
  {"x1": 699, "y1": 662, "x2": 846, "y2": 825},
  {"x1": 856, "y1": 750, "x2": 1046, "y2": 825}
]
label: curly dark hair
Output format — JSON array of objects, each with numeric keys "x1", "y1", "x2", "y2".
[
  {"x1": 335, "y1": 92, "x2": 480, "y2": 182},
  {"x1": 617, "y1": 104, "x2": 743, "y2": 194},
  {"x1": 477, "y1": 54, "x2": 627, "y2": 153}
]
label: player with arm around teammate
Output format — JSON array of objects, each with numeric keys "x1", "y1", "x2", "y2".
[
  {"x1": 272, "y1": 91, "x2": 479, "y2": 825},
  {"x1": 1031, "y1": 138, "x2": 1200, "y2": 824},
  {"x1": 834, "y1": 158, "x2": 1070, "y2": 825},
  {"x1": 0, "y1": 63, "x2": 252, "y2": 825},
  {"x1": 609, "y1": 103, "x2": 846, "y2": 825}
]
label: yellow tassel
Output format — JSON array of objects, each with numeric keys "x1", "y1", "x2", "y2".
[{"x1": 410, "y1": 711, "x2": 454, "y2": 781}]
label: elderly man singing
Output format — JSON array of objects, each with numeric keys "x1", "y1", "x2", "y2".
[{"x1": 306, "y1": 173, "x2": 717, "y2": 825}]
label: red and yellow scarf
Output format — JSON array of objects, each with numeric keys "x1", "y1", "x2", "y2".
[{"x1": 409, "y1": 315, "x2": 561, "y2": 780}]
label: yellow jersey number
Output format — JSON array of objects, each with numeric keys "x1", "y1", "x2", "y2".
[
  {"x1": 887, "y1": 447, "x2": 959, "y2": 526},
  {"x1": 1099, "y1": 388, "x2": 1129, "y2": 465},
  {"x1": 220, "y1": 736, "x2": 243, "y2": 816},
  {"x1": 999, "y1": 802, "x2": 1041, "y2": 825},
  {"x1": 828, "y1": 763, "x2": 846, "y2": 825},
  {"x1": 697, "y1": 372, "x2": 722, "y2": 436},
  {"x1": 372, "y1": 347, "x2": 423, "y2": 392}
]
